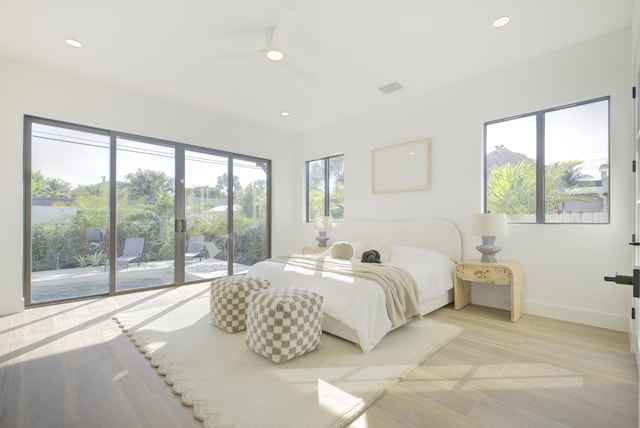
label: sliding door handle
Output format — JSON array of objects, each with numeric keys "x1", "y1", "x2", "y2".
[{"x1": 175, "y1": 219, "x2": 187, "y2": 233}]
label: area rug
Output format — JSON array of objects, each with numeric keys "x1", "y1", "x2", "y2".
[{"x1": 113, "y1": 291, "x2": 462, "y2": 428}]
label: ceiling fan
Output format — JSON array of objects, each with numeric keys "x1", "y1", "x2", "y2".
[{"x1": 215, "y1": 10, "x2": 316, "y2": 82}]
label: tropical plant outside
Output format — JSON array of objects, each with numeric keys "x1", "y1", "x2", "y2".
[
  {"x1": 307, "y1": 155, "x2": 344, "y2": 222},
  {"x1": 486, "y1": 148, "x2": 601, "y2": 221},
  {"x1": 31, "y1": 168, "x2": 268, "y2": 271}
]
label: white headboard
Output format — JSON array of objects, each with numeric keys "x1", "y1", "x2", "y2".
[{"x1": 334, "y1": 219, "x2": 462, "y2": 262}]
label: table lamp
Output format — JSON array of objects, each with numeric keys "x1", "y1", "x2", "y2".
[
  {"x1": 471, "y1": 213, "x2": 509, "y2": 263},
  {"x1": 314, "y1": 215, "x2": 333, "y2": 247}
]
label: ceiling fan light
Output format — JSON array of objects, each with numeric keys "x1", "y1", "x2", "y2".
[{"x1": 266, "y1": 49, "x2": 284, "y2": 61}]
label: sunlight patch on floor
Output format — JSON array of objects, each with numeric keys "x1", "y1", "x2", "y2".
[{"x1": 317, "y1": 378, "x2": 365, "y2": 417}]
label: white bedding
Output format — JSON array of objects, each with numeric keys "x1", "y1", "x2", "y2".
[{"x1": 246, "y1": 244, "x2": 454, "y2": 353}]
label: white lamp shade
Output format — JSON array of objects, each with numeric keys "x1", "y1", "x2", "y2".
[
  {"x1": 314, "y1": 215, "x2": 333, "y2": 230},
  {"x1": 472, "y1": 213, "x2": 509, "y2": 236}
]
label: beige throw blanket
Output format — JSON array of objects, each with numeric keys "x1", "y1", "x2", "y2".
[{"x1": 270, "y1": 256, "x2": 422, "y2": 328}]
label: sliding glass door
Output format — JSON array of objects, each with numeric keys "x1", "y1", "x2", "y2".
[
  {"x1": 24, "y1": 117, "x2": 270, "y2": 305},
  {"x1": 184, "y1": 149, "x2": 230, "y2": 280},
  {"x1": 114, "y1": 137, "x2": 176, "y2": 292},
  {"x1": 28, "y1": 122, "x2": 111, "y2": 303},
  {"x1": 232, "y1": 157, "x2": 269, "y2": 273}
]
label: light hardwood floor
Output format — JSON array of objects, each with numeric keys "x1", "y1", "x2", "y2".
[
  {"x1": 0, "y1": 284, "x2": 637, "y2": 428},
  {"x1": 353, "y1": 304, "x2": 639, "y2": 428}
]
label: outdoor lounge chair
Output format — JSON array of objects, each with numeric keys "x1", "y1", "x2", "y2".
[
  {"x1": 204, "y1": 240, "x2": 222, "y2": 259},
  {"x1": 185, "y1": 235, "x2": 206, "y2": 263},
  {"x1": 105, "y1": 237, "x2": 145, "y2": 270}
]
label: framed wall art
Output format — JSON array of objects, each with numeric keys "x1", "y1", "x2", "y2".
[{"x1": 372, "y1": 138, "x2": 431, "y2": 194}]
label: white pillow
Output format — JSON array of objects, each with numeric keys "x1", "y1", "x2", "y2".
[
  {"x1": 355, "y1": 242, "x2": 392, "y2": 263},
  {"x1": 329, "y1": 241, "x2": 354, "y2": 260}
]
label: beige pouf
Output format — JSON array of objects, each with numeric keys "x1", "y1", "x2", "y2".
[
  {"x1": 245, "y1": 288, "x2": 324, "y2": 363},
  {"x1": 210, "y1": 275, "x2": 270, "y2": 333}
]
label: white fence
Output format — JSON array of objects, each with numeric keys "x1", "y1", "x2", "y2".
[{"x1": 507, "y1": 212, "x2": 609, "y2": 224}]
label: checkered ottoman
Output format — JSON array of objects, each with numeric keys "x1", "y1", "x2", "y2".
[
  {"x1": 245, "y1": 288, "x2": 324, "y2": 363},
  {"x1": 210, "y1": 275, "x2": 270, "y2": 333}
]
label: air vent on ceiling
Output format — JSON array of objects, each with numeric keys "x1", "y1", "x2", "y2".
[{"x1": 378, "y1": 82, "x2": 403, "y2": 94}]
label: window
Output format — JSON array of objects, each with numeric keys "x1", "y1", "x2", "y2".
[
  {"x1": 484, "y1": 97, "x2": 609, "y2": 224},
  {"x1": 306, "y1": 154, "x2": 344, "y2": 222}
]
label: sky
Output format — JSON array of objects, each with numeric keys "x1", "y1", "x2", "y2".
[
  {"x1": 485, "y1": 99, "x2": 609, "y2": 179},
  {"x1": 31, "y1": 123, "x2": 266, "y2": 189}
]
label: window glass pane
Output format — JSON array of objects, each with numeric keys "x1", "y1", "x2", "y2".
[
  {"x1": 307, "y1": 159, "x2": 325, "y2": 221},
  {"x1": 233, "y1": 158, "x2": 269, "y2": 272},
  {"x1": 544, "y1": 100, "x2": 609, "y2": 223},
  {"x1": 185, "y1": 150, "x2": 229, "y2": 279},
  {"x1": 115, "y1": 138, "x2": 175, "y2": 291},
  {"x1": 328, "y1": 156, "x2": 344, "y2": 221},
  {"x1": 485, "y1": 115, "x2": 537, "y2": 223},
  {"x1": 30, "y1": 123, "x2": 110, "y2": 303}
]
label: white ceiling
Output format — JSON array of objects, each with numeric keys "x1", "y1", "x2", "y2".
[{"x1": 0, "y1": 0, "x2": 632, "y2": 134}]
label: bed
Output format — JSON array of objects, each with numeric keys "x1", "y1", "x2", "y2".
[{"x1": 246, "y1": 219, "x2": 461, "y2": 353}]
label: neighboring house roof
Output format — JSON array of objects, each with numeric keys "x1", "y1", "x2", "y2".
[{"x1": 32, "y1": 196, "x2": 75, "y2": 206}]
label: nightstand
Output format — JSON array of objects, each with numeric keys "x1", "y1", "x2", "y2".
[
  {"x1": 301, "y1": 246, "x2": 327, "y2": 255},
  {"x1": 454, "y1": 260, "x2": 525, "y2": 322}
]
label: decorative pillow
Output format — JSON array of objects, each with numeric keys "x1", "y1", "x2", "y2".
[
  {"x1": 361, "y1": 249, "x2": 381, "y2": 264},
  {"x1": 330, "y1": 241, "x2": 354, "y2": 260},
  {"x1": 355, "y1": 242, "x2": 392, "y2": 262}
]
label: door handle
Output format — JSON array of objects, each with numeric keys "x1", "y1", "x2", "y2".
[{"x1": 175, "y1": 219, "x2": 187, "y2": 233}]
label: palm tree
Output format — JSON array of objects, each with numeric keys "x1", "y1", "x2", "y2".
[
  {"x1": 31, "y1": 170, "x2": 47, "y2": 196},
  {"x1": 560, "y1": 164, "x2": 593, "y2": 187},
  {"x1": 544, "y1": 160, "x2": 597, "y2": 214},
  {"x1": 238, "y1": 180, "x2": 266, "y2": 219},
  {"x1": 487, "y1": 161, "x2": 536, "y2": 215},
  {"x1": 44, "y1": 177, "x2": 72, "y2": 197},
  {"x1": 487, "y1": 159, "x2": 598, "y2": 216},
  {"x1": 124, "y1": 169, "x2": 173, "y2": 205},
  {"x1": 215, "y1": 173, "x2": 242, "y2": 199}
]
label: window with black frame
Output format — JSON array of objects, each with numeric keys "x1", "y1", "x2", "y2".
[
  {"x1": 306, "y1": 154, "x2": 344, "y2": 223},
  {"x1": 484, "y1": 97, "x2": 610, "y2": 224}
]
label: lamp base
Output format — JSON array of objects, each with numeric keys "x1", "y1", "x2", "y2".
[
  {"x1": 476, "y1": 235, "x2": 501, "y2": 263},
  {"x1": 316, "y1": 231, "x2": 329, "y2": 247}
]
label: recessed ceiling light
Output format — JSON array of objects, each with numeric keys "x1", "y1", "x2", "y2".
[
  {"x1": 266, "y1": 49, "x2": 284, "y2": 61},
  {"x1": 492, "y1": 16, "x2": 510, "y2": 28},
  {"x1": 65, "y1": 38, "x2": 83, "y2": 48},
  {"x1": 280, "y1": 111, "x2": 290, "y2": 117}
]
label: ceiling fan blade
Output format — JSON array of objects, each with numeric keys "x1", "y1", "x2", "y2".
[
  {"x1": 213, "y1": 49, "x2": 264, "y2": 60},
  {"x1": 264, "y1": 27, "x2": 276, "y2": 50},
  {"x1": 281, "y1": 54, "x2": 316, "y2": 82},
  {"x1": 213, "y1": 6, "x2": 317, "y2": 82},
  {"x1": 212, "y1": 28, "x2": 271, "y2": 60},
  {"x1": 271, "y1": 9, "x2": 299, "y2": 49}
]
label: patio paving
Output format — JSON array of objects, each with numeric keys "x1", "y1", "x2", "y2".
[{"x1": 30, "y1": 258, "x2": 250, "y2": 304}]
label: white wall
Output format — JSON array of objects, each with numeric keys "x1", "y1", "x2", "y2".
[
  {"x1": 293, "y1": 29, "x2": 633, "y2": 332},
  {"x1": 0, "y1": 56, "x2": 296, "y2": 315}
]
